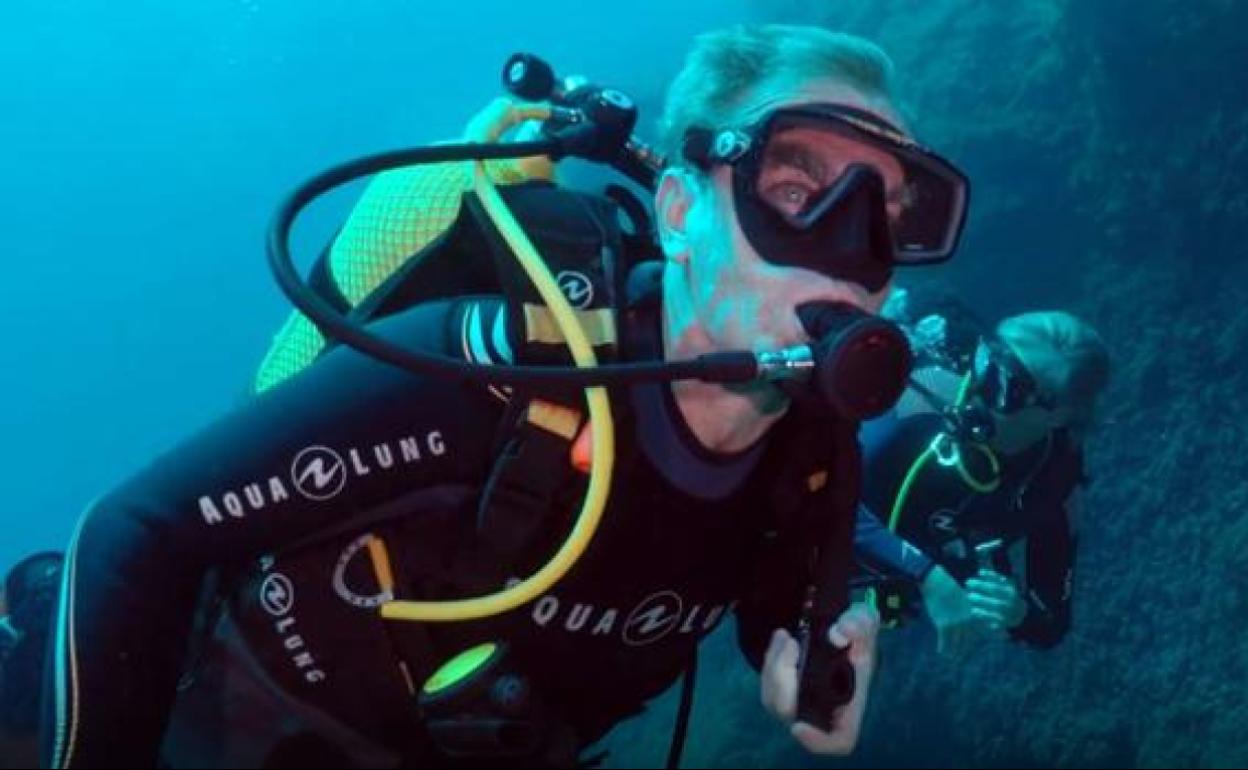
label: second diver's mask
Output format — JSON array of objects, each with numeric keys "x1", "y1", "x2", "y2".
[
  {"x1": 905, "y1": 334, "x2": 1054, "y2": 445},
  {"x1": 683, "y1": 103, "x2": 970, "y2": 293},
  {"x1": 972, "y1": 336, "x2": 1054, "y2": 415}
]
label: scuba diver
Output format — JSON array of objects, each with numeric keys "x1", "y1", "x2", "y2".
[
  {"x1": 850, "y1": 287, "x2": 1110, "y2": 651},
  {"x1": 40, "y1": 24, "x2": 972, "y2": 768},
  {"x1": 1, "y1": 552, "x2": 63, "y2": 768}
]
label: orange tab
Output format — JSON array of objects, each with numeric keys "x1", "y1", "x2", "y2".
[{"x1": 571, "y1": 421, "x2": 593, "y2": 474}]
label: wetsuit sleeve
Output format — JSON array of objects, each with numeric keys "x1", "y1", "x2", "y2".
[
  {"x1": 733, "y1": 534, "x2": 807, "y2": 672},
  {"x1": 1008, "y1": 442, "x2": 1082, "y2": 649},
  {"x1": 42, "y1": 300, "x2": 504, "y2": 768},
  {"x1": 854, "y1": 504, "x2": 935, "y2": 584}
]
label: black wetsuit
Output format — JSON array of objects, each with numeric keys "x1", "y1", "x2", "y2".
[
  {"x1": 850, "y1": 384, "x2": 1082, "y2": 649},
  {"x1": 43, "y1": 297, "x2": 837, "y2": 768}
]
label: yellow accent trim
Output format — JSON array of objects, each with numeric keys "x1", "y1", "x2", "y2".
[
  {"x1": 522, "y1": 304, "x2": 617, "y2": 347},
  {"x1": 366, "y1": 535, "x2": 396, "y2": 594},
  {"x1": 527, "y1": 400, "x2": 582, "y2": 441}
]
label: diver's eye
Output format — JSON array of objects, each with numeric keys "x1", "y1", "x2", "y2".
[
  {"x1": 887, "y1": 181, "x2": 917, "y2": 211},
  {"x1": 764, "y1": 182, "x2": 814, "y2": 214}
]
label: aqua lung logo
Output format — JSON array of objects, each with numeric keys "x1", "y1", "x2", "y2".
[
  {"x1": 257, "y1": 559, "x2": 326, "y2": 684},
  {"x1": 292, "y1": 446, "x2": 347, "y2": 501},
  {"x1": 556, "y1": 270, "x2": 595, "y2": 309},
  {"x1": 929, "y1": 510, "x2": 958, "y2": 535},
  {"x1": 528, "y1": 588, "x2": 729, "y2": 647},
  {"x1": 624, "y1": 592, "x2": 683, "y2": 646},
  {"x1": 259, "y1": 573, "x2": 295, "y2": 617},
  {"x1": 197, "y1": 431, "x2": 449, "y2": 526},
  {"x1": 714, "y1": 130, "x2": 750, "y2": 162}
]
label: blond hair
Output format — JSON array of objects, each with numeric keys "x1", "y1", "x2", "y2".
[
  {"x1": 657, "y1": 24, "x2": 898, "y2": 164},
  {"x1": 998, "y1": 311, "x2": 1111, "y2": 436}
]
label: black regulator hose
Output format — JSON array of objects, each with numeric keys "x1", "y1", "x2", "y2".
[{"x1": 265, "y1": 139, "x2": 758, "y2": 388}]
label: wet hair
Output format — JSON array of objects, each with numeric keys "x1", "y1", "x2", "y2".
[
  {"x1": 657, "y1": 24, "x2": 898, "y2": 165},
  {"x1": 998, "y1": 311, "x2": 1111, "y2": 436}
]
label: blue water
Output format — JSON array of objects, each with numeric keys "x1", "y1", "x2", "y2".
[{"x1": 0, "y1": 0, "x2": 746, "y2": 570}]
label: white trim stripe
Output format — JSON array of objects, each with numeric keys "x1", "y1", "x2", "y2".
[{"x1": 52, "y1": 504, "x2": 92, "y2": 768}]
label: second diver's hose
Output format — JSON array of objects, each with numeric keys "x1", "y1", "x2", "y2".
[{"x1": 886, "y1": 371, "x2": 1001, "y2": 533}]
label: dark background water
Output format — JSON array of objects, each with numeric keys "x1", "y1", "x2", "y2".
[{"x1": 3, "y1": 0, "x2": 1245, "y2": 767}]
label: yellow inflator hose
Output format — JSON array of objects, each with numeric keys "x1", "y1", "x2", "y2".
[{"x1": 380, "y1": 104, "x2": 616, "y2": 623}]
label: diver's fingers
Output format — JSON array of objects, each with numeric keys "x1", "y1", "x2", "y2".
[
  {"x1": 968, "y1": 592, "x2": 1012, "y2": 614},
  {"x1": 967, "y1": 574, "x2": 1017, "y2": 600},
  {"x1": 970, "y1": 607, "x2": 1006, "y2": 631},
  {"x1": 761, "y1": 628, "x2": 801, "y2": 722},
  {"x1": 769, "y1": 628, "x2": 801, "y2": 669},
  {"x1": 829, "y1": 603, "x2": 879, "y2": 665},
  {"x1": 792, "y1": 721, "x2": 855, "y2": 756},
  {"x1": 976, "y1": 568, "x2": 1013, "y2": 583},
  {"x1": 831, "y1": 603, "x2": 880, "y2": 638},
  {"x1": 790, "y1": 606, "x2": 878, "y2": 756}
]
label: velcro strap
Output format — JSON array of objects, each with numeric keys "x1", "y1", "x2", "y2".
[
  {"x1": 522, "y1": 304, "x2": 617, "y2": 348},
  {"x1": 526, "y1": 399, "x2": 583, "y2": 441}
]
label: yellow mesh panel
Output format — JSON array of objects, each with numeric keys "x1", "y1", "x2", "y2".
[{"x1": 253, "y1": 155, "x2": 542, "y2": 395}]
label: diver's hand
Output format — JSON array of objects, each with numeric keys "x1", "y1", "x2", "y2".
[
  {"x1": 760, "y1": 603, "x2": 879, "y2": 756},
  {"x1": 920, "y1": 565, "x2": 982, "y2": 655},
  {"x1": 965, "y1": 569, "x2": 1027, "y2": 631}
]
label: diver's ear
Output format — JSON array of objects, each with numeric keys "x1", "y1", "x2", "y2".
[{"x1": 655, "y1": 168, "x2": 696, "y2": 264}]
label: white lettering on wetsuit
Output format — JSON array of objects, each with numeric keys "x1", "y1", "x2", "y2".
[
  {"x1": 197, "y1": 430, "x2": 448, "y2": 526},
  {"x1": 258, "y1": 557, "x2": 327, "y2": 685},
  {"x1": 529, "y1": 590, "x2": 732, "y2": 647}
]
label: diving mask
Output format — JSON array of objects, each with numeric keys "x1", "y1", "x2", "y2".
[
  {"x1": 972, "y1": 337, "x2": 1054, "y2": 415},
  {"x1": 683, "y1": 103, "x2": 970, "y2": 291}
]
